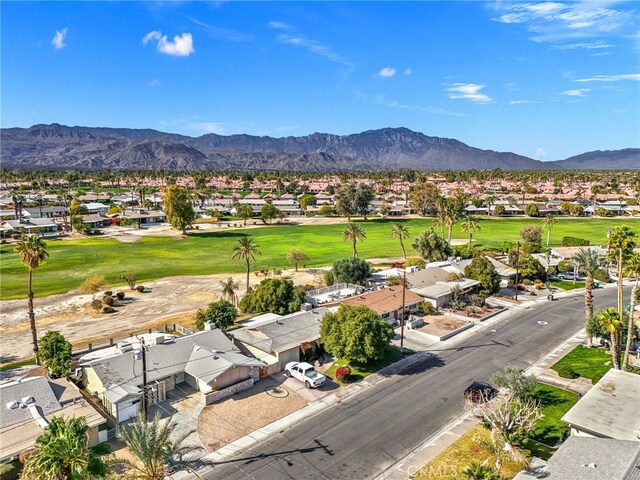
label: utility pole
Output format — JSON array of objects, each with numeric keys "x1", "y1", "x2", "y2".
[
  {"x1": 139, "y1": 337, "x2": 148, "y2": 418},
  {"x1": 400, "y1": 269, "x2": 407, "y2": 353},
  {"x1": 514, "y1": 242, "x2": 520, "y2": 302}
]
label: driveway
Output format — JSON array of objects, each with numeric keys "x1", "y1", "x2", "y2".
[{"x1": 275, "y1": 372, "x2": 341, "y2": 402}]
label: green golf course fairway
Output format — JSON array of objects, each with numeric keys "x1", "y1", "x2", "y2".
[{"x1": 1, "y1": 217, "x2": 637, "y2": 300}]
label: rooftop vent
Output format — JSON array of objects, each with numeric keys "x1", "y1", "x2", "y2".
[
  {"x1": 22, "y1": 396, "x2": 36, "y2": 405},
  {"x1": 6, "y1": 401, "x2": 19, "y2": 410},
  {"x1": 581, "y1": 463, "x2": 597, "y2": 469}
]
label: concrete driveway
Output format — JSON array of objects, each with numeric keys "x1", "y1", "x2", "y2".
[{"x1": 274, "y1": 372, "x2": 341, "y2": 402}]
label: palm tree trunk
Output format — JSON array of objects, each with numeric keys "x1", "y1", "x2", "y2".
[
  {"x1": 353, "y1": 239, "x2": 357, "y2": 258},
  {"x1": 469, "y1": 232, "x2": 472, "y2": 245},
  {"x1": 611, "y1": 335, "x2": 620, "y2": 370},
  {"x1": 618, "y1": 250, "x2": 624, "y2": 331},
  {"x1": 246, "y1": 259, "x2": 250, "y2": 292},
  {"x1": 547, "y1": 228, "x2": 551, "y2": 246},
  {"x1": 448, "y1": 225, "x2": 453, "y2": 244},
  {"x1": 623, "y1": 281, "x2": 638, "y2": 370},
  {"x1": 400, "y1": 239, "x2": 406, "y2": 259},
  {"x1": 28, "y1": 270, "x2": 39, "y2": 364},
  {"x1": 585, "y1": 277, "x2": 594, "y2": 347}
]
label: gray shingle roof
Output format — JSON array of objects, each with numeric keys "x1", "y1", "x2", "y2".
[
  {"x1": 0, "y1": 377, "x2": 61, "y2": 429},
  {"x1": 184, "y1": 348, "x2": 264, "y2": 385}
]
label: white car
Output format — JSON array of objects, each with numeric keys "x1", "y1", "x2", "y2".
[
  {"x1": 559, "y1": 272, "x2": 580, "y2": 280},
  {"x1": 284, "y1": 361, "x2": 326, "y2": 388}
]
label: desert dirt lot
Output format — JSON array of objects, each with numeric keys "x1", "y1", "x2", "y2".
[{"x1": 0, "y1": 269, "x2": 320, "y2": 364}]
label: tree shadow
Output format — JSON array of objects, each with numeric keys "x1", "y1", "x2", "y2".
[{"x1": 190, "y1": 231, "x2": 259, "y2": 240}]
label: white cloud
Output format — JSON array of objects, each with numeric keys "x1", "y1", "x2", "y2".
[
  {"x1": 194, "y1": 122, "x2": 225, "y2": 134},
  {"x1": 576, "y1": 73, "x2": 640, "y2": 82},
  {"x1": 535, "y1": 147, "x2": 548, "y2": 158},
  {"x1": 149, "y1": 79, "x2": 161, "y2": 88},
  {"x1": 377, "y1": 67, "x2": 396, "y2": 78},
  {"x1": 404, "y1": 68, "x2": 412, "y2": 76},
  {"x1": 554, "y1": 41, "x2": 611, "y2": 50},
  {"x1": 354, "y1": 92, "x2": 464, "y2": 117},
  {"x1": 267, "y1": 21, "x2": 290, "y2": 30},
  {"x1": 562, "y1": 88, "x2": 590, "y2": 96},
  {"x1": 51, "y1": 28, "x2": 68, "y2": 50},
  {"x1": 190, "y1": 18, "x2": 253, "y2": 42},
  {"x1": 143, "y1": 30, "x2": 194, "y2": 57},
  {"x1": 510, "y1": 100, "x2": 534, "y2": 105},
  {"x1": 276, "y1": 34, "x2": 352, "y2": 68},
  {"x1": 447, "y1": 83, "x2": 493, "y2": 103}
]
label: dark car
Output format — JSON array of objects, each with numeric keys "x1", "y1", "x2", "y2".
[{"x1": 463, "y1": 381, "x2": 497, "y2": 403}]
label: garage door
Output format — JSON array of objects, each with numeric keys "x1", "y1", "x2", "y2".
[{"x1": 118, "y1": 401, "x2": 140, "y2": 422}]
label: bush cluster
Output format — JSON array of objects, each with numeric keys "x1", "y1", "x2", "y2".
[
  {"x1": 562, "y1": 236, "x2": 590, "y2": 247},
  {"x1": 556, "y1": 365, "x2": 577, "y2": 379},
  {"x1": 335, "y1": 366, "x2": 351, "y2": 383}
]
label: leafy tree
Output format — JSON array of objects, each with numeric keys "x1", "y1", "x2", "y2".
[
  {"x1": 195, "y1": 299, "x2": 237, "y2": 331},
  {"x1": 520, "y1": 225, "x2": 542, "y2": 245},
  {"x1": 385, "y1": 275, "x2": 405, "y2": 287},
  {"x1": 260, "y1": 203, "x2": 280, "y2": 224},
  {"x1": 464, "y1": 256, "x2": 501, "y2": 295},
  {"x1": 15, "y1": 234, "x2": 49, "y2": 363},
  {"x1": 608, "y1": 226, "x2": 636, "y2": 335},
  {"x1": 408, "y1": 181, "x2": 440, "y2": 216},
  {"x1": 491, "y1": 366, "x2": 538, "y2": 400},
  {"x1": 219, "y1": 277, "x2": 239, "y2": 306},
  {"x1": 460, "y1": 215, "x2": 481, "y2": 245},
  {"x1": 320, "y1": 305, "x2": 393, "y2": 363},
  {"x1": 38, "y1": 331, "x2": 72, "y2": 378},
  {"x1": 69, "y1": 199, "x2": 88, "y2": 216},
  {"x1": 235, "y1": 204, "x2": 254, "y2": 226},
  {"x1": 162, "y1": 185, "x2": 195, "y2": 234},
  {"x1": 70, "y1": 215, "x2": 90, "y2": 234},
  {"x1": 239, "y1": 278, "x2": 305, "y2": 315},
  {"x1": 353, "y1": 184, "x2": 374, "y2": 220},
  {"x1": 403, "y1": 257, "x2": 426, "y2": 269},
  {"x1": 412, "y1": 228, "x2": 452, "y2": 262},
  {"x1": 516, "y1": 254, "x2": 546, "y2": 280},
  {"x1": 118, "y1": 413, "x2": 200, "y2": 480},
  {"x1": 494, "y1": 204, "x2": 505, "y2": 216},
  {"x1": 542, "y1": 214, "x2": 557, "y2": 245},
  {"x1": 524, "y1": 203, "x2": 539, "y2": 217},
  {"x1": 299, "y1": 193, "x2": 316, "y2": 210},
  {"x1": 597, "y1": 307, "x2": 624, "y2": 369},
  {"x1": 391, "y1": 223, "x2": 410, "y2": 259},
  {"x1": 331, "y1": 257, "x2": 372, "y2": 285},
  {"x1": 334, "y1": 184, "x2": 357, "y2": 220},
  {"x1": 342, "y1": 222, "x2": 366, "y2": 258},
  {"x1": 317, "y1": 204, "x2": 336, "y2": 216},
  {"x1": 232, "y1": 236, "x2": 261, "y2": 292},
  {"x1": 623, "y1": 252, "x2": 640, "y2": 370},
  {"x1": 287, "y1": 247, "x2": 308, "y2": 271},
  {"x1": 573, "y1": 248, "x2": 604, "y2": 346},
  {"x1": 22, "y1": 417, "x2": 111, "y2": 480}
]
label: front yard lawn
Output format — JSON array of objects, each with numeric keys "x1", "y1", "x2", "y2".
[
  {"x1": 324, "y1": 347, "x2": 411, "y2": 384},
  {"x1": 548, "y1": 280, "x2": 585, "y2": 291},
  {"x1": 529, "y1": 383, "x2": 579, "y2": 447},
  {"x1": 550, "y1": 345, "x2": 612, "y2": 383}
]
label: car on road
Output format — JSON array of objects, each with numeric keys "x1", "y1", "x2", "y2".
[
  {"x1": 558, "y1": 272, "x2": 581, "y2": 280},
  {"x1": 284, "y1": 361, "x2": 326, "y2": 389},
  {"x1": 463, "y1": 381, "x2": 497, "y2": 403}
]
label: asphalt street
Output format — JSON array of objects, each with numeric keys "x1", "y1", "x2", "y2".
[{"x1": 203, "y1": 287, "x2": 626, "y2": 480}]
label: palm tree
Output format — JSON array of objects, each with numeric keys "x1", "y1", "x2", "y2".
[
  {"x1": 460, "y1": 215, "x2": 481, "y2": 245},
  {"x1": 232, "y1": 236, "x2": 261, "y2": 292},
  {"x1": 220, "y1": 277, "x2": 239, "y2": 306},
  {"x1": 542, "y1": 214, "x2": 557, "y2": 246},
  {"x1": 598, "y1": 307, "x2": 624, "y2": 369},
  {"x1": 15, "y1": 234, "x2": 49, "y2": 363},
  {"x1": 435, "y1": 196, "x2": 448, "y2": 239},
  {"x1": 445, "y1": 208, "x2": 460, "y2": 244},
  {"x1": 622, "y1": 252, "x2": 640, "y2": 370},
  {"x1": 460, "y1": 460, "x2": 499, "y2": 480},
  {"x1": 119, "y1": 413, "x2": 200, "y2": 480},
  {"x1": 391, "y1": 223, "x2": 410, "y2": 259},
  {"x1": 608, "y1": 226, "x2": 637, "y2": 325},
  {"x1": 22, "y1": 417, "x2": 111, "y2": 480},
  {"x1": 573, "y1": 248, "x2": 604, "y2": 347},
  {"x1": 343, "y1": 222, "x2": 366, "y2": 258}
]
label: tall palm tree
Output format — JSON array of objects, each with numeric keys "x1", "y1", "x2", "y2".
[
  {"x1": 220, "y1": 276, "x2": 239, "y2": 306},
  {"x1": 542, "y1": 214, "x2": 557, "y2": 246},
  {"x1": 342, "y1": 222, "x2": 366, "y2": 258},
  {"x1": 15, "y1": 234, "x2": 49, "y2": 363},
  {"x1": 22, "y1": 417, "x2": 111, "y2": 480},
  {"x1": 445, "y1": 207, "x2": 460, "y2": 244},
  {"x1": 460, "y1": 215, "x2": 481, "y2": 245},
  {"x1": 391, "y1": 223, "x2": 410, "y2": 259},
  {"x1": 622, "y1": 252, "x2": 640, "y2": 370},
  {"x1": 573, "y1": 248, "x2": 604, "y2": 347},
  {"x1": 608, "y1": 226, "x2": 637, "y2": 325},
  {"x1": 119, "y1": 413, "x2": 200, "y2": 480},
  {"x1": 232, "y1": 236, "x2": 261, "y2": 292},
  {"x1": 598, "y1": 307, "x2": 624, "y2": 370},
  {"x1": 435, "y1": 196, "x2": 448, "y2": 239}
]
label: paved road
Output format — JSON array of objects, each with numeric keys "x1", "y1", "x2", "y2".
[{"x1": 203, "y1": 288, "x2": 624, "y2": 480}]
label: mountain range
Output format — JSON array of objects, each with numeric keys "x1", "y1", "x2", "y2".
[{"x1": 1, "y1": 124, "x2": 638, "y2": 171}]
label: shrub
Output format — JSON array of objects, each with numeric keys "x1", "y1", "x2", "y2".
[
  {"x1": 115, "y1": 291, "x2": 125, "y2": 300},
  {"x1": 136, "y1": 285, "x2": 145, "y2": 293},
  {"x1": 330, "y1": 257, "x2": 372, "y2": 285},
  {"x1": 104, "y1": 291, "x2": 113, "y2": 296},
  {"x1": 91, "y1": 299, "x2": 103, "y2": 311},
  {"x1": 522, "y1": 278, "x2": 532, "y2": 285},
  {"x1": 420, "y1": 301, "x2": 435, "y2": 315},
  {"x1": 404, "y1": 257, "x2": 426, "y2": 269},
  {"x1": 562, "y1": 236, "x2": 590, "y2": 247},
  {"x1": 120, "y1": 272, "x2": 137, "y2": 290},
  {"x1": 593, "y1": 268, "x2": 610, "y2": 282},
  {"x1": 195, "y1": 299, "x2": 238, "y2": 331},
  {"x1": 240, "y1": 278, "x2": 306, "y2": 315},
  {"x1": 465, "y1": 306, "x2": 483, "y2": 318},
  {"x1": 556, "y1": 365, "x2": 576, "y2": 379},
  {"x1": 386, "y1": 275, "x2": 404, "y2": 286},
  {"x1": 102, "y1": 295, "x2": 115, "y2": 306},
  {"x1": 101, "y1": 306, "x2": 116, "y2": 314},
  {"x1": 335, "y1": 366, "x2": 351, "y2": 383},
  {"x1": 449, "y1": 299, "x2": 467, "y2": 311},
  {"x1": 446, "y1": 272, "x2": 463, "y2": 282}
]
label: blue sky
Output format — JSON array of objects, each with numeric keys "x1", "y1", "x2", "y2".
[{"x1": 2, "y1": 1, "x2": 639, "y2": 161}]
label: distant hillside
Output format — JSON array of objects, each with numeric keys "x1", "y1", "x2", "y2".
[{"x1": 1, "y1": 124, "x2": 638, "y2": 171}]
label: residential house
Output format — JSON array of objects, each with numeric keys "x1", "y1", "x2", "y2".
[
  {"x1": 2, "y1": 218, "x2": 60, "y2": 238},
  {"x1": 271, "y1": 199, "x2": 303, "y2": 216},
  {"x1": 24, "y1": 205, "x2": 69, "y2": 219},
  {"x1": 0, "y1": 376, "x2": 107, "y2": 461},
  {"x1": 80, "y1": 329, "x2": 265, "y2": 423},
  {"x1": 232, "y1": 307, "x2": 333, "y2": 374},
  {"x1": 79, "y1": 214, "x2": 112, "y2": 230},
  {"x1": 561, "y1": 369, "x2": 640, "y2": 441},
  {"x1": 84, "y1": 202, "x2": 110, "y2": 215},
  {"x1": 116, "y1": 209, "x2": 166, "y2": 226},
  {"x1": 340, "y1": 286, "x2": 423, "y2": 324},
  {"x1": 405, "y1": 267, "x2": 480, "y2": 307},
  {"x1": 305, "y1": 283, "x2": 365, "y2": 307}
]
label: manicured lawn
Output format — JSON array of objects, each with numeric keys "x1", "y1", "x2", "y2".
[
  {"x1": 551, "y1": 345, "x2": 612, "y2": 383},
  {"x1": 548, "y1": 280, "x2": 586, "y2": 291},
  {"x1": 324, "y1": 347, "x2": 410, "y2": 384},
  {"x1": 529, "y1": 383, "x2": 579, "y2": 447},
  {"x1": 1, "y1": 217, "x2": 636, "y2": 299},
  {"x1": 0, "y1": 358, "x2": 36, "y2": 372}
]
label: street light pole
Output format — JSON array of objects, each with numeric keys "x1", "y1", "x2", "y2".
[
  {"x1": 400, "y1": 269, "x2": 407, "y2": 353},
  {"x1": 139, "y1": 337, "x2": 148, "y2": 419},
  {"x1": 514, "y1": 242, "x2": 520, "y2": 302}
]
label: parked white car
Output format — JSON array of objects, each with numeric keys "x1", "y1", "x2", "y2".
[
  {"x1": 559, "y1": 272, "x2": 581, "y2": 280},
  {"x1": 284, "y1": 362, "x2": 326, "y2": 388}
]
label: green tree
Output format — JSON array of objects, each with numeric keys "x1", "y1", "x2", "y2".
[
  {"x1": 22, "y1": 417, "x2": 111, "y2": 480},
  {"x1": 38, "y1": 331, "x2": 72, "y2": 378},
  {"x1": 490, "y1": 366, "x2": 538, "y2": 400},
  {"x1": 494, "y1": 204, "x2": 506, "y2": 216},
  {"x1": 342, "y1": 222, "x2": 366, "y2": 258},
  {"x1": 524, "y1": 203, "x2": 539, "y2": 217},
  {"x1": 219, "y1": 277, "x2": 239, "y2": 306},
  {"x1": 520, "y1": 225, "x2": 543, "y2": 246},
  {"x1": 15, "y1": 234, "x2": 49, "y2": 363},
  {"x1": 287, "y1": 247, "x2": 308, "y2": 271},
  {"x1": 69, "y1": 199, "x2": 88, "y2": 216},
  {"x1": 195, "y1": 299, "x2": 237, "y2": 331},
  {"x1": 460, "y1": 215, "x2": 481, "y2": 245},
  {"x1": 517, "y1": 254, "x2": 546, "y2": 280},
  {"x1": 260, "y1": 203, "x2": 280, "y2": 224},
  {"x1": 445, "y1": 206, "x2": 460, "y2": 244},
  {"x1": 299, "y1": 193, "x2": 316, "y2": 210},
  {"x1": 118, "y1": 413, "x2": 200, "y2": 480},
  {"x1": 412, "y1": 228, "x2": 452, "y2": 262},
  {"x1": 317, "y1": 204, "x2": 336, "y2": 216},
  {"x1": 239, "y1": 278, "x2": 305, "y2": 315},
  {"x1": 542, "y1": 214, "x2": 557, "y2": 246},
  {"x1": 354, "y1": 184, "x2": 374, "y2": 221},
  {"x1": 235, "y1": 203, "x2": 254, "y2": 226},
  {"x1": 70, "y1": 215, "x2": 90, "y2": 234},
  {"x1": 623, "y1": 252, "x2": 640, "y2": 370},
  {"x1": 464, "y1": 256, "x2": 501, "y2": 295},
  {"x1": 391, "y1": 222, "x2": 410, "y2": 259},
  {"x1": 162, "y1": 185, "x2": 195, "y2": 234},
  {"x1": 331, "y1": 257, "x2": 372, "y2": 285},
  {"x1": 408, "y1": 181, "x2": 440, "y2": 216},
  {"x1": 597, "y1": 307, "x2": 624, "y2": 369},
  {"x1": 334, "y1": 184, "x2": 357, "y2": 220},
  {"x1": 573, "y1": 248, "x2": 604, "y2": 347},
  {"x1": 608, "y1": 226, "x2": 636, "y2": 335},
  {"x1": 320, "y1": 305, "x2": 393, "y2": 363},
  {"x1": 232, "y1": 236, "x2": 261, "y2": 292}
]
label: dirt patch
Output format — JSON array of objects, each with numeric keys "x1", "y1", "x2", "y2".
[
  {"x1": 197, "y1": 377, "x2": 308, "y2": 452},
  {"x1": 418, "y1": 315, "x2": 469, "y2": 337}
]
